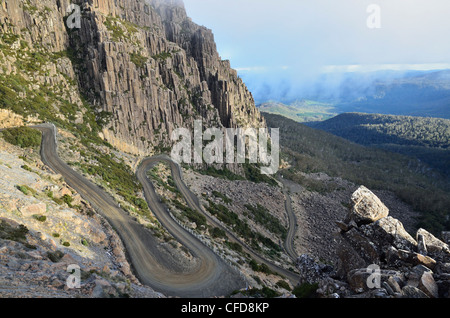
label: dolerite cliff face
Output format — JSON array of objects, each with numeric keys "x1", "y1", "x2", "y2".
[
  {"x1": 71, "y1": 0, "x2": 264, "y2": 153},
  {"x1": 0, "y1": 0, "x2": 264, "y2": 154}
]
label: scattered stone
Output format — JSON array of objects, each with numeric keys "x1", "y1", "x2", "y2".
[
  {"x1": 401, "y1": 285, "x2": 429, "y2": 298},
  {"x1": 387, "y1": 276, "x2": 402, "y2": 294},
  {"x1": 296, "y1": 254, "x2": 334, "y2": 285},
  {"x1": 90, "y1": 277, "x2": 119, "y2": 298},
  {"x1": 418, "y1": 271, "x2": 439, "y2": 298},
  {"x1": 417, "y1": 233, "x2": 428, "y2": 256},
  {"x1": 335, "y1": 220, "x2": 350, "y2": 232},
  {"x1": 296, "y1": 185, "x2": 450, "y2": 298},
  {"x1": 19, "y1": 203, "x2": 47, "y2": 217},
  {"x1": 417, "y1": 228, "x2": 450, "y2": 255},
  {"x1": 361, "y1": 216, "x2": 417, "y2": 252},
  {"x1": 336, "y1": 242, "x2": 368, "y2": 279},
  {"x1": 346, "y1": 268, "x2": 402, "y2": 293},
  {"x1": 7, "y1": 259, "x2": 21, "y2": 270},
  {"x1": 342, "y1": 228, "x2": 379, "y2": 264}
]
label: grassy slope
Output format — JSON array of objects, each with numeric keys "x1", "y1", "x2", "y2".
[{"x1": 258, "y1": 100, "x2": 337, "y2": 123}]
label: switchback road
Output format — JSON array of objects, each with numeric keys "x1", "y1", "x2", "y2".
[
  {"x1": 32, "y1": 124, "x2": 298, "y2": 297},
  {"x1": 36, "y1": 124, "x2": 245, "y2": 297}
]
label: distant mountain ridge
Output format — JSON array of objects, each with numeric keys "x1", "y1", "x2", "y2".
[{"x1": 333, "y1": 70, "x2": 450, "y2": 119}]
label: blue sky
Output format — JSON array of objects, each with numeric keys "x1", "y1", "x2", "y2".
[{"x1": 183, "y1": 0, "x2": 450, "y2": 102}]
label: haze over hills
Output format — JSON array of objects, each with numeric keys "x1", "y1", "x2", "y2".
[
  {"x1": 256, "y1": 69, "x2": 450, "y2": 121},
  {"x1": 332, "y1": 70, "x2": 450, "y2": 119}
]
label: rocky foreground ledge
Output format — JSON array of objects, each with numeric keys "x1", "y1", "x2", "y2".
[{"x1": 297, "y1": 185, "x2": 450, "y2": 298}]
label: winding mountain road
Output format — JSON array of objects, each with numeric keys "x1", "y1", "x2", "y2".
[
  {"x1": 31, "y1": 124, "x2": 298, "y2": 297},
  {"x1": 279, "y1": 177, "x2": 299, "y2": 262},
  {"x1": 35, "y1": 124, "x2": 244, "y2": 297},
  {"x1": 137, "y1": 155, "x2": 299, "y2": 284},
  {"x1": 283, "y1": 189, "x2": 298, "y2": 261}
]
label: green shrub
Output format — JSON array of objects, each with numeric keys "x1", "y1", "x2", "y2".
[
  {"x1": 0, "y1": 220, "x2": 29, "y2": 244},
  {"x1": 21, "y1": 165, "x2": 33, "y2": 172},
  {"x1": 17, "y1": 185, "x2": 34, "y2": 196},
  {"x1": 152, "y1": 51, "x2": 172, "y2": 61},
  {"x1": 248, "y1": 259, "x2": 274, "y2": 275},
  {"x1": 104, "y1": 16, "x2": 139, "y2": 42},
  {"x1": 243, "y1": 163, "x2": 278, "y2": 187},
  {"x1": 225, "y1": 241, "x2": 243, "y2": 253},
  {"x1": 172, "y1": 199, "x2": 206, "y2": 228},
  {"x1": 104, "y1": 16, "x2": 126, "y2": 41},
  {"x1": 197, "y1": 166, "x2": 245, "y2": 181},
  {"x1": 130, "y1": 52, "x2": 148, "y2": 68},
  {"x1": 62, "y1": 194, "x2": 73, "y2": 207},
  {"x1": 212, "y1": 191, "x2": 232, "y2": 204},
  {"x1": 244, "y1": 204, "x2": 287, "y2": 239},
  {"x1": 211, "y1": 227, "x2": 227, "y2": 239},
  {"x1": 2, "y1": 127, "x2": 42, "y2": 148},
  {"x1": 82, "y1": 153, "x2": 149, "y2": 217},
  {"x1": 33, "y1": 214, "x2": 47, "y2": 222},
  {"x1": 292, "y1": 282, "x2": 319, "y2": 298},
  {"x1": 240, "y1": 286, "x2": 280, "y2": 298},
  {"x1": 276, "y1": 280, "x2": 291, "y2": 291}
]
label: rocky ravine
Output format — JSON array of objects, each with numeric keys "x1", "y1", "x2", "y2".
[
  {"x1": 0, "y1": 138, "x2": 162, "y2": 298},
  {"x1": 297, "y1": 185, "x2": 450, "y2": 298}
]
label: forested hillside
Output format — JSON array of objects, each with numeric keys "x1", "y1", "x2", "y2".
[
  {"x1": 264, "y1": 113, "x2": 450, "y2": 235},
  {"x1": 307, "y1": 113, "x2": 450, "y2": 177}
]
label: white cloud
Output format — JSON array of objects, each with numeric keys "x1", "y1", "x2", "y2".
[
  {"x1": 235, "y1": 66, "x2": 291, "y2": 73},
  {"x1": 184, "y1": 0, "x2": 450, "y2": 101},
  {"x1": 234, "y1": 66, "x2": 267, "y2": 73}
]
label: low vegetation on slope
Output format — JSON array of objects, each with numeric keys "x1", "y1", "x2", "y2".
[
  {"x1": 1, "y1": 126, "x2": 42, "y2": 148},
  {"x1": 264, "y1": 113, "x2": 450, "y2": 235}
]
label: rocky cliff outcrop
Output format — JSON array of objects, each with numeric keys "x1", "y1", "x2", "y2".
[
  {"x1": 297, "y1": 185, "x2": 450, "y2": 298},
  {"x1": 69, "y1": 0, "x2": 265, "y2": 153},
  {"x1": 0, "y1": 0, "x2": 265, "y2": 155}
]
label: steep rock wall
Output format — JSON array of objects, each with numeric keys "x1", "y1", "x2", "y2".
[{"x1": 0, "y1": 0, "x2": 265, "y2": 155}]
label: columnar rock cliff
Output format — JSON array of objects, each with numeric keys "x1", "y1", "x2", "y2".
[{"x1": 0, "y1": 0, "x2": 265, "y2": 154}]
